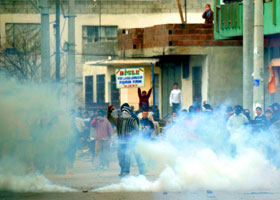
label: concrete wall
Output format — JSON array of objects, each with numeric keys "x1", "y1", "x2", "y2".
[
  {"x1": 120, "y1": 45, "x2": 243, "y2": 111},
  {"x1": 207, "y1": 46, "x2": 243, "y2": 107},
  {"x1": 181, "y1": 55, "x2": 208, "y2": 109}
]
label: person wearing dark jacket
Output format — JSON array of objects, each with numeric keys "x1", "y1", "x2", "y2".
[
  {"x1": 202, "y1": 4, "x2": 214, "y2": 24},
  {"x1": 138, "y1": 87, "x2": 152, "y2": 110},
  {"x1": 254, "y1": 107, "x2": 266, "y2": 131},
  {"x1": 140, "y1": 110, "x2": 154, "y2": 139},
  {"x1": 107, "y1": 103, "x2": 145, "y2": 177}
]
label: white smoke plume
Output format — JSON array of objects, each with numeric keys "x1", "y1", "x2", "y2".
[
  {"x1": 0, "y1": 72, "x2": 76, "y2": 192},
  {"x1": 95, "y1": 110, "x2": 280, "y2": 192}
]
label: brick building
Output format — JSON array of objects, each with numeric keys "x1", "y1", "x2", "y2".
[{"x1": 84, "y1": 23, "x2": 243, "y2": 118}]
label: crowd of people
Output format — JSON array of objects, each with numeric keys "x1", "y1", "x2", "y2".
[{"x1": 69, "y1": 83, "x2": 280, "y2": 177}]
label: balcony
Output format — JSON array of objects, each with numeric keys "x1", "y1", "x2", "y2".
[{"x1": 214, "y1": 0, "x2": 280, "y2": 40}]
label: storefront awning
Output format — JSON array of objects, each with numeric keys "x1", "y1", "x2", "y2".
[
  {"x1": 85, "y1": 58, "x2": 159, "y2": 67},
  {"x1": 268, "y1": 58, "x2": 280, "y2": 94}
]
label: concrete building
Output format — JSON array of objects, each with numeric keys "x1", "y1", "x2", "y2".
[
  {"x1": 0, "y1": 0, "x2": 212, "y2": 107},
  {"x1": 113, "y1": 23, "x2": 243, "y2": 118}
]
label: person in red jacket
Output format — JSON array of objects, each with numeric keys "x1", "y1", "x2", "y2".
[
  {"x1": 90, "y1": 110, "x2": 113, "y2": 169},
  {"x1": 138, "y1": 87, "x2": 152, "y2": 110}
]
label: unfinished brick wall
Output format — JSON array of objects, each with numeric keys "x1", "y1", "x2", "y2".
[{"x1": 118, "y1": 24, "x2": 242, "y2": 50}]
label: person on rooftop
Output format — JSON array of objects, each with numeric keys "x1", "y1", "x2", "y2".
[{"x1": 202, "y1": 4, "x2": 214, "y2": 24}]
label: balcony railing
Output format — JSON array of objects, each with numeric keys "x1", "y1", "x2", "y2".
[{"x1": 214, "y1": 0, "x2": 280, "y2": 40}]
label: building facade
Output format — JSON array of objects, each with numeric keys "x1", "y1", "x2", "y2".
[{"x1": 0, "y1": 0, "x2": 212, "y2": 108}]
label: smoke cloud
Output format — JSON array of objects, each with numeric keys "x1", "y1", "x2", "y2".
[
  {"x1": 0, "y1": 72, "x2": 76, "y2": 192},
  {"x1": 95, "y1": 111, "x2": 280, "y2": 192}
]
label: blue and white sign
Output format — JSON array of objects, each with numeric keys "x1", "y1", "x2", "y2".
[
  {"x1": 116, "y1": 67, "x2": 145, "y2": 88},
  {"x1": 254, "y1": 79, "x2": 260, "y2": 87}
]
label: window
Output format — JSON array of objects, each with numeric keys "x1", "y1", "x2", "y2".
[
  {"x1": 97, "y1": 74, "x2": 105, "y2": 103},
  {"x1": 154, "y1": 74, "x2": 160, "y2": 106},
  {"x1": 111, "y1": 75, "x2": 120, "y2": 108},
  {"x1": 192, "y1": 67, "x2": 202, "y2": 106},
  {"x1": 85, "y1": 76, "x2": 94, "y2": 104},
  {"x1": 82, "y1": 26, "x2": 118, "y2": 44},
  {"x1": 5, "y1": 23, "x2": 40, "y2": 50}
]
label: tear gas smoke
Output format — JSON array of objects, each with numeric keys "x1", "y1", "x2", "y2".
[
  {"x1": 0, "y1": 72, "x2": 76, "y2": 192},
  {"x1": 95, "y1": 111, "x2": 280, "y2": 192}
]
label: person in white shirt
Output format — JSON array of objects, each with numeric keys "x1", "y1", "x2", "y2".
[
  {"x1": 227, "y1": 105, "x2": 249, "y2": 133},
  {"x1": 169, "y1": 82, "x2": 183, "y2": 113}
]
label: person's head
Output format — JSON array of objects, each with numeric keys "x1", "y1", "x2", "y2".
[
  {"x1": 203, "y1": 104, "x2": 213, "y2": 112},
  {"x1": 267, "y1": 106, "x2": 273, "y2": 112},
  {"x1": 155, "y1": 105, "x2": 158, "y2": 111},
  {"x1": 272, "y1": 103, "x2": 280, "y2": 112},
  {"x1": 244, "y1": 109, "x2": 250, "y2": 115},
  {"x1": 121, "y1": 103, "x2": 131, "y2": 116},
  {"x1": 256, "y1": 107, "x2": 262, "y2": 116},
  {"x1": 195, "y1": 105, "x2": 201, "y2": 113},
  {"x1": 172, "y1": 112, "x2": 177, "y2": 118},
  {"x1": 173, "y1": 82, "x2": 179, "y2": 89},
  {"x1": 234, "y1": 105, "x2": 243, "y2": 115},
  {"x1": 142, "y1": 111, "x2": 149, "y2": 119},
  {"x1": 130, "y1": 106, "x2": 135, "y2": 112},
  {"x1": 205, "y1": 4, "x2": 211, "y2": 11},
  {"x1": 189, "y1": 105, "x2": 195, "y2": 113},
  {"x1": 226, "y1": 106, "x2": 233, "y2": 114},
  {"x1": 141, "y1": 90, "x2": 147, "y2": 96},
  {"x1": 265, "y1": 109, "x2": 273, "y2": 119},
  {"x1": 84, "y1": 111, "x2": 89, "y2": 118},
  {"x1": 97, "y1": 110, "x2": 105, "y2": 117},
  {"x1": 181, "y1": 109, "x2": 188, "y2": 116}
]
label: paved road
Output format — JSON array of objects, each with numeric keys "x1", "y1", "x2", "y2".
[{"x1": 1, "y1": 153, "x2": 280, "y2": 200}]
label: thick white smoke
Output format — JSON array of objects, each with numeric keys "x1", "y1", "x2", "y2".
[
  {"x1": 0, "y1": 72, "x2": 76, "y2": 192},
  {"x1": 95, "y1": 111, "x2": 280, "y2": 192}
]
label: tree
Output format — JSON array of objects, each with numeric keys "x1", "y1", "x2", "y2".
[{"x1": 0, "y1": 23, "x2": 41, "y2": 82}]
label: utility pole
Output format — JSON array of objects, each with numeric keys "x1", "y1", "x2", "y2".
[
  {"x1": 253, "y1": 0, "x2": 264, "y2": 110},
  {"x1": 243, "y1": 0, "x2": 254, "y2": 111},
  {"x1": 67, "y1": 0, "x2": 76, "y2": 104},
  {"x1": 55, "y1": 0, "x2": 60, "y2": 82},
  {"x1": 184, "y1": 0, "x2": 187, "y2": 23},
  {"x1": 39, "y1": 0, "x2": 50, "y2": 82}
]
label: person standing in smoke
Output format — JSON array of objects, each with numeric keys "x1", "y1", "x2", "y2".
[
  {"x1": 226, "y1": 105, "x2": 249, "y2": 133},
  {"x1": 107, "y1": 103, "x2": 146, "y2": 177},
  {"x1": 90, "y1": 110, "x2": 113, "y2": 169},
  {"x1": 138, "y1": 87, "x2": 152, "y2": 110},
  {"x1": 169, "y1": 82, "x2": 183, "y2": 113},
  {"x1": 265, "y1": 109, "x2": 275, "y2": 129},
  {"x1": 139, "y1": 109, "x2": 155, "y2": 139},
  {"x1": 254, "y1": 107, "x2": 266, "y2": 131}
]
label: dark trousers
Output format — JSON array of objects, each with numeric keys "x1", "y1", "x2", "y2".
[
  {"x1": 117, "y1": 143, "x2": 145, "y2": 176},
  {"x1": 172, "y1": 103, "x2": 180, "y2": 113}
]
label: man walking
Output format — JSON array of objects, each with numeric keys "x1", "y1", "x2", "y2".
[{"x1": 107, "y1": 103, "x2": 145, "y2": 177}]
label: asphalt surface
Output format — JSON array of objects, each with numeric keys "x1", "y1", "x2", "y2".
[{"x1": 1, "y1": 151, "x2": 280, "y2": 200}]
